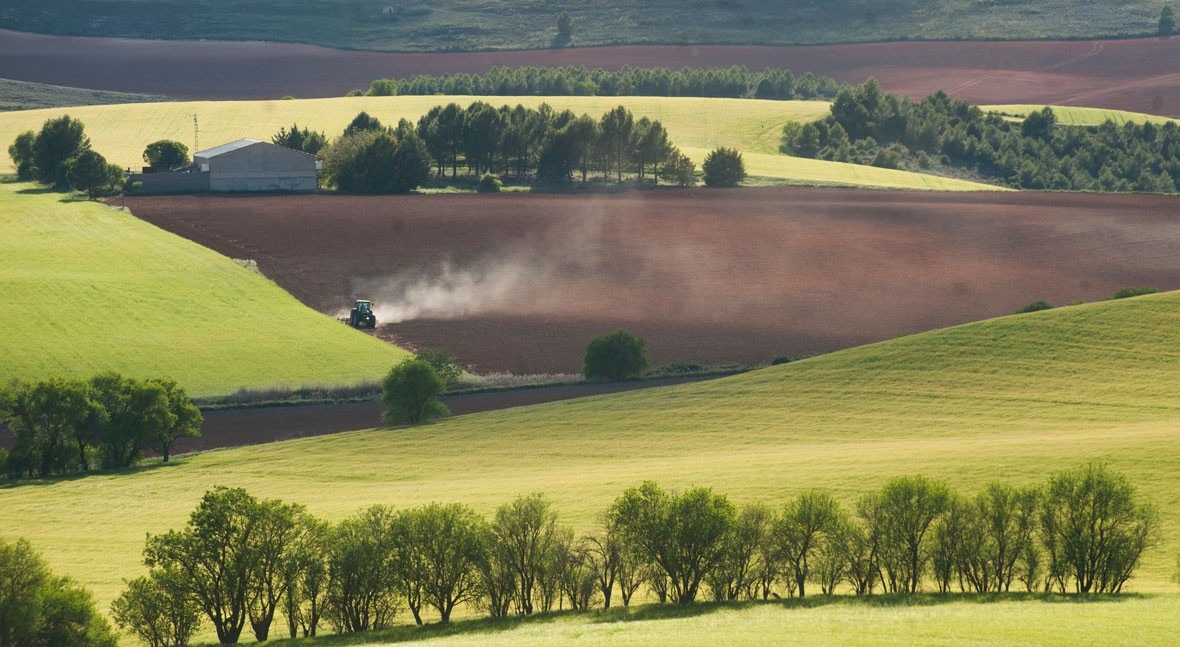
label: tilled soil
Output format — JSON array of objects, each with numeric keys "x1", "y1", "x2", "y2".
[
  {"x1": 2, "y1": 30, "x2": 1178, "y2": 115},
  {"x1": 117, "y1": 187, "x2": 1180, "y2": 375}
]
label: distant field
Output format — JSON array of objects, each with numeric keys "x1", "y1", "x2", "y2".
[
  {"x1": 0, "y1": 96, "x2": 1002, "y2": 190},
  {"x1": 4, "y1": 290, "x2": 1180, "y2": 620},
  {"x1": 0, "y1": 0, "x2": 1165, "y2": 51},
  {"x1": 985, "y1": 104, "x2": 1179, "y2": 126},
  {"x1": 0, "y1": 77, "x2": 169, "y2": 112},
  {"x1": 0, "y1": 179, "x2": 409, "y2": 396}
]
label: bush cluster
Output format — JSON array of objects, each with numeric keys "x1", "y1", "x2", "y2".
[
  {"x1": 365, "y1": 65, "x2": 841, "y2": 102},
  {"x1": 0, "y1": 538, "x2": 117, "y2": 646},
  {"x1": 0, "y1": 373, "x2": 201, "y2": 479},
  {"x1": 781, "y1": 79, "x2": 1180, "y2": 192},
  {"x1": 110, "y1": 465, "x2": 1158, "y2": 645},
  {"x1": 8, "y1": 115, "x2": 122, "y2": 198}
]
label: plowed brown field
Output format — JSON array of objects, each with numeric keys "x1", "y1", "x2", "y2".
[
  {"x1": 118, "y1": 188, "x2": 1180, "y2": 374},
  {"x1": 2, "y1": 30, "x2": 1179, "y2": 115}
]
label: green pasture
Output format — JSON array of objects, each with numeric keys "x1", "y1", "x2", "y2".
[
  {"x1": 985, "y1": 104, "x2": 1178, "y2": 126},
  {"x1": 0, "y1": 179, "x2": 409, "y2": 396},
  {"x1": 0, "y1": 96, "x2": 1000, "y2": 190},
  {"x1": 0, "y1": 0, "x2": 1165, "y2": 52},
  {"x1": 4, "y1": 290, "x2": 1180, "y2": 624}
]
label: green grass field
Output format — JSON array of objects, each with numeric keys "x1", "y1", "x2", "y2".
[
  {"x1": 985, "y1": 104, "x2": 1178, "y2": 127},
  {"x1": 0, "y1": 96, "x2": 1000, "y2": 190},
  {"x1": 4, "y1": 290, "x2": 1180, "y2": 642},
  {"x1": 0, "y1": 178, "x2": 409, "y2": 396},
  {"x1": 0, "y1": 0, "x2": 1165, "y2": 52}
]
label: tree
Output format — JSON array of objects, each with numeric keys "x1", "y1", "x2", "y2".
[
  {"x1": 90, "y1": 374, "x2": 171, "y2": 470},
  {"x1": 490, "y1": 493, "x2": 563, "y2": 615},
  {"x1": 702, "y1": 146, "x2": 746, "y2": 187},
  {"x1": 583, "y1": 329, "x2": 649, "y2": 381},
  {"x1": 872, "y1": 475, "x2": 951, "y2": 593},
  {"x1": 142, "y1": 140, "x2": 190, "y2": 170},
  {"x1": 143, "y1": 487, "x2": 262, "y2": 645},
  {"x1": 0, "y1": 377, "x2": 100, "y2": 478},
  {"x1": 343, "y1": 111, "x2": 384, "y2": 136},
  {"x1": 111, "y1": 571, "x2": 202, "y2": 647},
  {"x1": 661, "y1": 149, "x2": 696, "y2": 187},
  {"x1": 706, "y1": 503, "x2": 772, "y2": 601},
  {"x1": 1040, "y1": 464, "x2": 1159, "y2": 593},
  {"x1": 245, "y1": 499, "x2": 305, "y2": 642},
  {"x1": 323, "y1": 130, "x2": 432, "y2": 194},
  {"x1": 380, "y1": 358, "x2": 449, "y2": 425},
  {"x1": 777, "y1": 490, "x2": 841, "y2": 598},
  {"x1": 555, "y1": 12, "x2": 572, "y2": 45},
  {"x1": 149, "y1": 379, "x2": 202, "y2": 463},
  {"x1": 8, "y1": 130, "x2": 36, "y2": 180},
  {"x1": 279, "y1": 516, "x2": 330, "y2": 638},
  {"x1": 367, "y1": 78, "x2": 398, "y2": 97},
  {"x1": 67, "y1": 149, "x2": 122, "y2": 199},
  {"x1": 395, "y1": 503, "x2": 489, "y2": 623},
  {"x1": 599, "y1": 105, "x2": 634, "y2": 181},
  {"x1": 326, "y1": 506, "x2": 401, "y2": 633},
  {"x1": 1162, "y1": 6, "x2": 1176, "y2": 37},
  {"x1": 271, "y1": 124, "x2": 327, "y2": 155},
  {"x1": 609, "y1": 482, "x2": 735, "y2": 604},
  {"x1": 33, "y1": 115, "x2": 90, "y2": 188},
  {"x1": 0, "y1": 537, "x2": 117, "y2": 647},
  {"x1": 1021, "y1": 107, "x2": 1057, "y2": 141}
]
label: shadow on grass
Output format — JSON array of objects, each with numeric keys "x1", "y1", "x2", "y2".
[
  {"x1": 0, "y1": 456, "x2": 186, "y2": 489},
  {"x1": 256, "y1": 592, "x2": 1146, "y2": 646}
]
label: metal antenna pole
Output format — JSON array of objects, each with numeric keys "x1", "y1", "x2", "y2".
[{"x1": 191, "y1": 113, "x2": 199, "y2": 152}]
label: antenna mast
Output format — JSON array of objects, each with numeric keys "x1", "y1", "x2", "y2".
[{"x1": 191, "y1": 113, "x2": 199, "y2": 152}]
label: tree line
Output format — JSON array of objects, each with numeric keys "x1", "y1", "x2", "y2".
[
  {"x1": 781, "y1": 78, "x2": 1180, "y2": 193},
  {"x1": 279, "y1": 103, "x2": 719, "y2": 193},
  {"x1": 0, "y1": 373, "x2": 202, "y2": 479},
  {"x1": 108, "y1": 465, "x2": 1158, "y2": 646},
  {"x1": 359, "y1": 65, "x2": 842, "y2": 102}
]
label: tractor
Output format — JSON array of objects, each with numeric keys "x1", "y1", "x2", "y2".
[{"x1": 343, "y1": 299, "x2": 377, "y2": 329}]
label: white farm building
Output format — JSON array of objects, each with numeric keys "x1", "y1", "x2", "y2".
[
  {"x1": 132, "y1": 138, "x2": 319, "y2": 194},
  {"x1": 194, "y1": 139, "x2": 319, "y2": 192}
]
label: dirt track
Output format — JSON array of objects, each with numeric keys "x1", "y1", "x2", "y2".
[
  {"x1": 2, "y1": 30, "x2": 1179, "y2": 115},
  {"x1": 118, "y1": 187, "x2": 1180, "y2": 375}
]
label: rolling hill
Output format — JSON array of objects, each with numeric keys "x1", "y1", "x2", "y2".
[
  {"x1": 3, "y1": 288, "x2": 1179, "y2": 624},
  {"x1": 0, "y1": 0, "x2": 1167, "y2": 52},
  {"x1": 0, "y1": 96, "x2": 1001, "y2": 191},
  {"x1": 0, "y1": 178, "x2": 410, "y2": 396}
]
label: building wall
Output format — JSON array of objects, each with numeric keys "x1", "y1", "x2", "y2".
[
  {"x1": 199, "y1": 143, "x2": 317, "y2": 192},
  {"x1": 129, "y1": 171, "x2": 210, "y2": 194}
]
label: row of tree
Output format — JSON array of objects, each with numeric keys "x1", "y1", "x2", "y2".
[
  {"x1": 0, "y1": 374, "x2": 202, "y2": 479},
  {"x1": 111, "y1": 465, "x2": 1158, "y2": 646},
  {"x1": 781, "y1": 79, "x2": 1180, "y2": 192},
  {"x1": 283, "y1": 104, "x2": 705, "y2": 193},
  {"x1": 8, "y1": 115, "x2": 123, "y2": 198},
  {"x1": 359, "y1": 65, "x2": 841, "y2": 102}
]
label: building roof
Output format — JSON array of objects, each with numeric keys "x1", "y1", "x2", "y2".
[{"x1": 194, "y1": 139, "x2": 263, "y2": 159}]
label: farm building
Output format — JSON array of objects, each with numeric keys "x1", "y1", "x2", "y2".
[
  {"x1": 131, "y1": 139, "x2": 319, "y2": 194},
  {"x1": 195, "y1": 139, "x2": 319, "y2": 192}
]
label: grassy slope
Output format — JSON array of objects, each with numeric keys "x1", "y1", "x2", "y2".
[
  {"x1": 4, "y1": 291, "x2": 1180, "y2": 620},
  {"x1": 0, "y1": 78, "x2": 170, "y2": 112},
  {"x1": 0, "y1": 179, "x2": 409, "y2": 396},
  {"x1": 0, "y1": 96, "x2": 1000, "y2": 191},
  {"x1": 985, "y1": 104, "x2": 1179, "y2": 126},
  {"x1": 0, "y1": 1, "x2": 1165, "y2": 51}
]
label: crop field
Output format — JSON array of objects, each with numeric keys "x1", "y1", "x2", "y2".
[
  {"x1": 3, "y1": 291, "x2": 1180, "y2": 641},
  {"x1": 0, "y1": 179, "x2": 409, "y2": 396},
  {"x1": 5, "y1": 31, "x2": 1180, "y2": 118},
  {"x1": 0, "y1": 0, "x2": 1167, "y2": 52},
  {"x1": 984, "y1": 104, "x2": 1178, "y2": 127}
]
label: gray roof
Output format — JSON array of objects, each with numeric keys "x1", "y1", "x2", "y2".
[{"x1": 194, "y1": 138, "x2": 263, "y2": 159}]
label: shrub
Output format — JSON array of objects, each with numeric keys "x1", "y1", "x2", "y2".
[
  {"x1": 1111, "y1": 286, "x2": 1157, "y2": 299},
  {"x1": 381, "y1": 358, "x2": 449, "y2": 424},
  {"x1": 1017, "y1": 300, "x2": 1053, "y2": 313},
  {"x1": 0, "y1": 538, "x2": 117, "y2": 647},
  {"x1": 702, "y1": 146, "x2": 746, "y2": 187},
  {"x1": 583, "y1": 330, "x2": 649, "y2": 381},
  {"x1": 478, "y1": 173, "x2": 503, "y2": 193},
  {"x1": 416, "y1": 347, "x2": 463, "y2": 387}
]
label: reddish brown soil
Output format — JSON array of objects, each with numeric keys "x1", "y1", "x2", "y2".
[
  {"x1": 117, "y1": 188, "x2": 1180, "y2": 375},
  {"x1": 2, "y1": 29, "x2": 1179, "y2": 114}
]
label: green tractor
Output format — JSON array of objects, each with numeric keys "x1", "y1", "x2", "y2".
[{"x1": 343, "y1": 299, "x2": 377, "y2": 329}]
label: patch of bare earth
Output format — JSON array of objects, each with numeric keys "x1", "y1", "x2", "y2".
[
  {"x1": 117, "y1": 187, "x2": 1180, "y2": 375},
  {"x1": 2, "y1": 30, "x2": 1179, "y2": 114}
]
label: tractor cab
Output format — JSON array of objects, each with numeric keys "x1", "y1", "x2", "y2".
[{"x1": 347, "y1": 299, "x2": 377, "y2": 329}]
